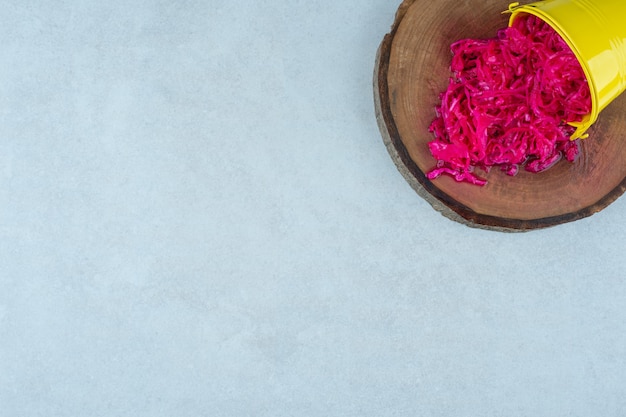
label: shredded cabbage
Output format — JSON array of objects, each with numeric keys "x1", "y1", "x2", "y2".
[{"x1": 427, "y1": 14, "x2": 591, "y2": 186}]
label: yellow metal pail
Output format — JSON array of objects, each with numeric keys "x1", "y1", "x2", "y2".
[{"x1": 507, "y1": 0, "x2": 626, "y2": 140}]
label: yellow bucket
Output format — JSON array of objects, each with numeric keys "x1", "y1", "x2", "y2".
[{"x1": 507, "y1": 0, "x2": 626, "y2": 140}]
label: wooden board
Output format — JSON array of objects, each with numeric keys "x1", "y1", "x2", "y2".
[{"x1": 374, "y1": 0, "x2": 626, "y2": 232}]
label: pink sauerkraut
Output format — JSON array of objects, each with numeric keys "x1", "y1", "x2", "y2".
[{"x1": 427, "y1": 14, "x2": 592, "y2": 186}]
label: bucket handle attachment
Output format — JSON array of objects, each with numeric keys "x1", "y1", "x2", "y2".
[{"x1": 503, "y1": 2, "x2": 520, "y2": 15}]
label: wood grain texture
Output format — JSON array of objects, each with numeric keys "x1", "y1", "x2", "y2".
[{"x1": 374, "y1": 0, "x2": 626, "y2": 232}]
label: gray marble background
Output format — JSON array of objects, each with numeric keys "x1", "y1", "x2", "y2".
[{"x1": 1, "y1": 1, "x2": 626, "y2": 416}]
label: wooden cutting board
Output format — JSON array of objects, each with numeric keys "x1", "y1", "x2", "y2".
[{"x1": 374, "y1": 0, "x2": 626, "y2": 232}]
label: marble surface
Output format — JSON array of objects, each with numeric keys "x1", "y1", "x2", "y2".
[{"x1": 1, "y1": 1, "x2": 626, "y2": 416}]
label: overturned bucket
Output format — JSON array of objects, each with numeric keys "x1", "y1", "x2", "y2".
[{"x1": 507, "y1": 0, "x2": 626, "y2": 140}]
